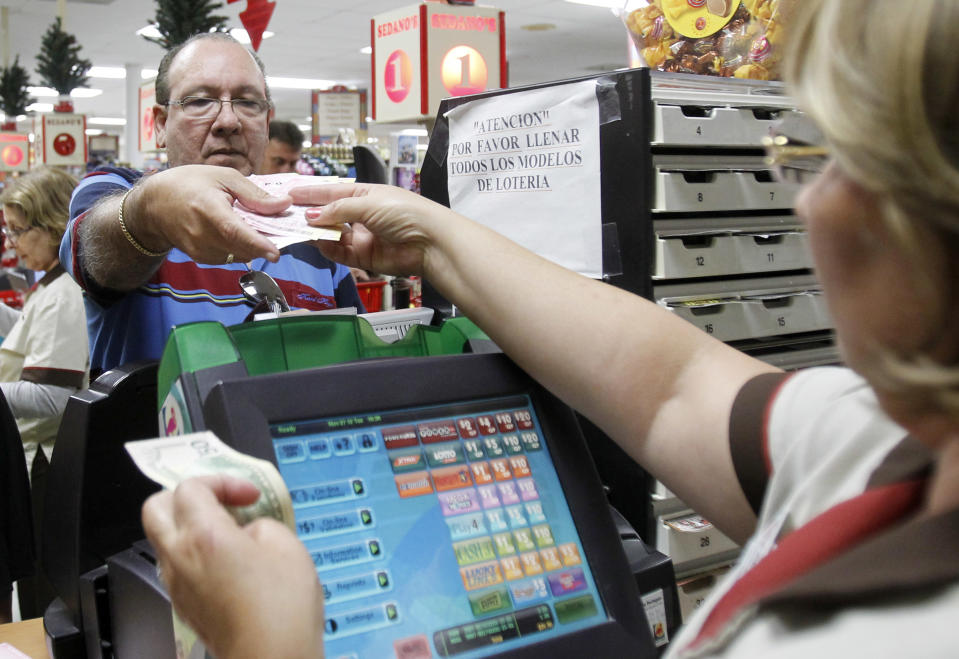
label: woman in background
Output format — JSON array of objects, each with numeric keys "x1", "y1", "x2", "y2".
[{"x1": 0, "y1": 165, "x2": 89, "y2": 620}]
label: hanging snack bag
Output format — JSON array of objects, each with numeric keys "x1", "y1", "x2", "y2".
[{"x1": 618, "y1": 0, "x2": 798, "y2": 80}]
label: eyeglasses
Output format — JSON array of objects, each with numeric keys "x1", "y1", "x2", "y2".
[
  {"x1": 762, "y1": 134, "x2": 830, "y2": 183},
  {"x1": 166, "y1": 96, "x2": 272, "y2": 120},
  {"x1": 2, "y1": 225, "x2": 35, "y2": 244}
]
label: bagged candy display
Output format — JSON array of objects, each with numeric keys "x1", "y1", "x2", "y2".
[{"x1": 618, "y1": 0, "x2": 797, "y2": 80}]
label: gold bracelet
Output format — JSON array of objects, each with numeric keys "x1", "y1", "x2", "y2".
[{"x1": 117, "y1": 188, "x2": 168, "y2": 257}]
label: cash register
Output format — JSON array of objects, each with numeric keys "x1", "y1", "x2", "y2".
[{"x1": 40, "y1": 312, "x2": 677, "y2": 658}]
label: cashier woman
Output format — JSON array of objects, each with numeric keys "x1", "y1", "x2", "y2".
[{"x1": 142, "y1": 1, "x2": 959, "y2": 656}]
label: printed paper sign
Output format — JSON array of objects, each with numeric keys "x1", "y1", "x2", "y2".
[
  {"x1": 446, "y1": 80, "x2": 602, "y2": 278},
  {"x1": 139, "y1": 80, "x2": 158, "y2": 153},
  {"x1": 0, "y1": 133, "x2": 29, "y2": 172},
  {"x1": 41, "y1": 114, "x2": 87, "y2": 166},
  {"x1": 315, "y1": 91, "x2": 362, "y2": 137}
]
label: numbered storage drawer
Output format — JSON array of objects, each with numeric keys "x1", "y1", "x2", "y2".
[
  {"x1": 655, "y1": 513, "x2": 738, "y2": 570},
  {"x1": 653, "y1": 231, "x2": 810, "y2": 280},
  {"x1": 662, "y1": 292, "x2": 830, "y2": 342},
  {"x1": 651, "y1": 104, "x2": 805, "y2": 148},
  {"x1": 655, "y1": 275, "x2": 832, "y2": 342},
  {"x1": 676, "y1": 564, "x2": 732, "y2": 622},
  {"x1": 652, "y1": 169, "x2": 800, "y2": 213}
]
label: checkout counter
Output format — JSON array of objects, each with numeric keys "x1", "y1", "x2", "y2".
[{"x1": 38, "y1": 311, "x2": 678, "y2": 658}]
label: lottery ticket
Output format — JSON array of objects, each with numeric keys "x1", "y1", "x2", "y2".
[{"x1": 234, "y1": 173, "x2": 346, "y2": 247}]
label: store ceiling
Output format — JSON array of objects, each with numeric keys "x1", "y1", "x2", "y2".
[{"x1": 2, "y1": 0, "x2": 631, "y2": 132}]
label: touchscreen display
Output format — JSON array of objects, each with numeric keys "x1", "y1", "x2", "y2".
[{"x1": 271, "y1": 394, "x2": 607, "y2": 658}]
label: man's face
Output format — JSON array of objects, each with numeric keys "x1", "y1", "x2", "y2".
[
  {"x1": 260, "y1": 139, "x2": 302, "y2": 174},
  {"x1": 153, "y1": 39, "x2": 272, "y2": 174}
]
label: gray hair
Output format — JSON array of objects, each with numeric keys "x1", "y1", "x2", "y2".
[{"x1": 154, "y1": 32, "x2": 271, "y2": 106}]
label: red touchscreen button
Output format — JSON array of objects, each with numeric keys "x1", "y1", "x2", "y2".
[{"x1": 476, "y1": 415, "x2": 498, "y2": 436}]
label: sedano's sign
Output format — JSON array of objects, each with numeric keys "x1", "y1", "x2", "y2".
[
  {"x1": 430, "y1": 13, "x2": 497, "y2": 31},
  {"x1": 0, "y1": 133, "x2": 29, "y2": 172},
  {"x1": 41, "y1": 114, "x2": 87, "y2": 166},
  {"x1": 377, "y1": 14, "x2": 419, "y2": 37},
  {"x1": 372, "y1": 2, "x2": 505, "y2": 122}
]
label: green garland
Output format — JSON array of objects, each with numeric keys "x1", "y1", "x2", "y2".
[
  {"x1": 0, "y1": 56, "x2": 32, "y2": 117},
  {"x1": 36, "y1": 17, "x2": 91, "y2": 95},
  {"x1": 143, "y1": 0, "x2": 229, "y2": 50}
]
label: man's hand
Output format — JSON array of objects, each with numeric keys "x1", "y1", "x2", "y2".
[
  {"x1": 142, "y1": 475, "x2": 324, "y2": 659},
  {"x1": 130, "y1": 165, "x2": 289, "y2": 264}
]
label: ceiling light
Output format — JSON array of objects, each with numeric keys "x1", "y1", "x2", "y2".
[
  {"x1": 230, "y1": 28, "x2": 275, "y2": 45},
  {"x1": 136, "y1": 24, "x2": 162, "y2": 39},
  {"x1": 88, "y1": 117, "x2": 126, "y2": 126},
  {"x1": 564, "y1": 0, "x2": 625, "y2": 6},
  {"x1": 87, "y1": 66, "x2": 157, "y2": 80},
  {"x1": 27, "y1": 86, "x2": 102, "y2": 98},
  {"x1": 88, "y1": 66, "x2": 126, "y2": 79},
  {"x1": 137, "y1": 24, "x2": 274, "y2": 46},
  {"x1": 267, "y1": 77, "x2": 336, "y2": 90},
  {"x1": 297, "y1": 124, "x2": 311, "y2": 133},
  {"x1": 26, "y1": 103, "x2": 53, "y2": 113},
  {"x1": 85, "y1": 129, "x2": 105, "y2": 136},
  {"x1": 360, "y1": 46, "x2": 372, "y2": 55}
]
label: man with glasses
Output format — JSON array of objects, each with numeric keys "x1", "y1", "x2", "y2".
[{"x1": 61, "y1": 32, "x2": 363, "y2": 376}]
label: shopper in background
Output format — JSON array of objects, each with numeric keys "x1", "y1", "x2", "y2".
[
  {"x1": 258, "y1": 120, "x2": 305, "y2": 175},
  {"x1": 142, "y1": 1, "x2": 959, "y2": 656},
  {"x1": 0, "y1": 165, "x2": 89, "y2": 619},
  {"x1": 62, "y1": 32, "x2": 363, "y2": 377}
]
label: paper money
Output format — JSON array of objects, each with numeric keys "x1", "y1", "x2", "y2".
[
  {"x1": 125, "y1": 431, "x2": 294, "y2": 528},
  {"x1": 236, "y1": 173, "x2": 344, "y2": 248},
  {"x1": 126, "y1": 431, "x2": 295, "y2": 659}
]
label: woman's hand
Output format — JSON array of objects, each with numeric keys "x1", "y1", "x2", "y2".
[
  {"x1": 142, "y1": 475, "x2": 324, "y2": 659},
  {"x1": 292, "y1": 183, "x2": 463, "y2": 278}
]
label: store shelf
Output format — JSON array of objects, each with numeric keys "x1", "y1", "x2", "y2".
[{"x1": 636, "y1": 73, "x2": 834, "y2": 614}]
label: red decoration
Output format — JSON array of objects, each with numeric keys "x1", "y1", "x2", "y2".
[
  {"x1": 235, "y1": 0, "x2": 275, "y2": 51},
  {"x1": 53, "y1": 133, "x2": 77, "y2": 156},
  {"x1": 1, "y1": 144, "x2": 24, "y2": 167},
  {"x1": 53, "y1": 97, "x2": 74, "y2": 113},
  {"x1": 142, "y1": 110, "x2": 154, "y2": 142}
]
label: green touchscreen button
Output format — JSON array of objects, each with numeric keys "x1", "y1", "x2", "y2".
[{"x1": 554, "y1": 594, "x2": 598, "y2": 625}]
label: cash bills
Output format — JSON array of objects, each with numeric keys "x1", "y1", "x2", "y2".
[
  {"x1": 236, "y1": 173, "x2": 344, "y2": 248},
  {"x1": 126, "y1": 431, "x2": 294, "y2": 527},
  {"x1": 126, "y1": 431, "x2": 295, "y2": 659}
]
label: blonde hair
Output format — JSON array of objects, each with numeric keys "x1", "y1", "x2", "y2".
[
  {"x1": 0, "y1": 166, "x2": 78, "y2": 244},
  {"x1": 786, "y1": 0, "x2": 959, "y2": 415}
]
